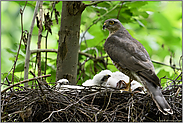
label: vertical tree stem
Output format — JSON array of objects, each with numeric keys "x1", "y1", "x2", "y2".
[
  {"x1": 37, "y1": 1, "x2": 43, "y2": 77},
  {"x1": 24, "y1": 1, "x2": 40, "y2": 87},
  {"x1": 56, "y1": 1, "x2": 85, "y2": 84}
]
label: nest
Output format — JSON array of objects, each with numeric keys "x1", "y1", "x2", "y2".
[{"x1": 1, "y1": 80, "x2": 182, "y2": 122}]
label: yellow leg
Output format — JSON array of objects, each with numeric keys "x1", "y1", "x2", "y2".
[
  {"x1": 127, "y1": 77, "x2": 133, "y2": 92},
  {"x1": 119, "y1": 78, "x2": 133, "y2": 92}
]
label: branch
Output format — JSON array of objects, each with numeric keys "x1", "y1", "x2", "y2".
[
  {"x1": 163, "y1": 72, "x2": 182, "y2": 90},
  {"x1": 30, "y1": 49, "x2": 181, "y2": 71},
  {"x1": 44, "y1": 2, "x2": 57, "y2": 76},
  {"x1": 11, "y1": 1, "x2": 27, "y2": 84},
  {"x1": 29, "y1": 71, "x2": 50, "y2": 108},
  {"x1": 1, "y1": 74, "x2": 51, "y2": 94},
  {"x1": 24, "y1": 1, "x2": 40, "y2": 87},
  {"x1": 30, "y1": 49, "x2": 108, "y2": 60},
  {"x1": 85, "y1": 1, "x2": 103, "y2": 6},
  {"x1": 116, "y1": 1, "x2": 124, "y2": 19},
  {"x1": 151, "y1": 60, "x2": 181, "y2": 70},
  {"x1": 37, "y1": 1, "x2": 43, "y2": 76},
  {"x1": 31, "y1": 49, "x2": 58, "y2": 54}
]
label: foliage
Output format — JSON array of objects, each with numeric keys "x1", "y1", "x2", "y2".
[{"x1": 1, "y1": 1, "x2": 182, "y2": 89}]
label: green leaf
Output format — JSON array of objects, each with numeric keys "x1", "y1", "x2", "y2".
[
  {"x1": 14, "y1": 62, "x2": 24, "y2": 72},
  {"x1": 2, "y1": 72, "x2": 20, "y2": 83},
  {"x1": 91, "y1": 6, "x2": 107, "y2": 15},
  {"x1": 13, "y1": 1, "x2": 36, "y2": 9},
  {"x1": 6, "y1": 48, "x2": 17, "y2": 55},
  {"x1": 96, "y1": 1, "x2": 112, "y2": 9},
  {"x1": 125, "y1": 1, "x2": 148, "y2": 8},
  {"x1": 152, "y1": 12, "x2": 173, "y2": 33}
]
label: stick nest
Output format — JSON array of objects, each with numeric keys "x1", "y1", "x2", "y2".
[{"x1": 1, "y1": 81, "x2": 182, "y2": 122}]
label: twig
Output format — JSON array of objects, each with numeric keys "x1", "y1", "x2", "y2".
[
  {"x1": 77, "y1": 108, "x2": 94, "y2": 122},
  {"x1": 37, "y1": 1, "x2": 43, "y2": 77},
  {"x1": 42, "y1": 91, "x2": 100, "y2": 122},
  {"x1": 3, "y1": 67, "x2": 14, "y2": 84},
  {"x1": 11, "y1": 1, "x2": 27, "y2": 84},
  {"x1": 116, "y1": 1, "x2": 124, "y2": 19},
  {"x1": 31, "y1": 49, "x2": 58, "y2": 54},
  {"x1": 44, "y1": 2, "x2": 56, "y2": 76},
  {"x1": 30, "y1": 49, "x2": 108, "y2": 60},
  {"x1": 29, "y1": 71, "x2": 50, "y2": 109},
  {"x1": 104, "y1": 91, "x2": 112, "y2": 111},
  {"x1": 164, "y1": 72, "x2": 182, "y2": 90},
  {"x1": 77, "y1": 57, "x2": 90, "y2": 84},
  {"x1": 85, "y1": 1, "x2": 103, "y2": 6},
  {"x1": 174, "y1": 87, "x2": 181, "y2": 97},
  {"x1": 24, "y1": 1, "x2": 40, "y2": 87},
  {"x1": 29, "y1": 71, "x2": 44, "y2": 95},
  {"x1": 30, "y1": 49, "x2": 180, "y2": 71},
  {"x1": 1, "y1": 74, "x2": 51, "y2": 94},
  {"x1": 152, "y1": 60, "x2": 181, "y2": 70}
]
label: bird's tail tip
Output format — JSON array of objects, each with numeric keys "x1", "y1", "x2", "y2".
[
  {"x1": 152, "y1": 96, "x2": 173, "y2": 115},
  {"x1": 164, "y1": 108, "x2": 173, "y2": 115},
  {"x1": 157, "y1": 104, "x2": 173, "y2": 115}
]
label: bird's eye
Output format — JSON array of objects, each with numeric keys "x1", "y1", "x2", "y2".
[{"x1": 109, "y1": 21, "x2": 114, "y2": 25}]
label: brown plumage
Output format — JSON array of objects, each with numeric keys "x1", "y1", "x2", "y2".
[{"x1": 103, "y1": 18, "x2": 173, "y2": 115}]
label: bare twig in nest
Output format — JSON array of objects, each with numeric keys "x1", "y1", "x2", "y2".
[
  {"x1": 175, "y1": 87, "x2": 181, "y2": 97},
  {"x1": 104, "y1": 91, "x2": 112, "y2": 111},
  {"x1": 1, "y1": 74, "x2": 51, "y2": 94},
  {"x1": 1, "y1": 78, "x2": 181, "y2": 122},
  {"x1": 42, "y1": 91, "x2": 100, "y2": 122}
]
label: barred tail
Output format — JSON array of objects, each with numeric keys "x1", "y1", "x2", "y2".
[{"x1": 142, "y1": 78, "x2": 173, "y2": 115}]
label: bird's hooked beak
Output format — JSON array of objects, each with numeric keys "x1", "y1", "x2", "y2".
[
  {"x1": 101, "y1": 74, "x2": 111, "y2": 82},
  {"x1": 103, "y1": 22, "x2": 107, "y2": 30}
]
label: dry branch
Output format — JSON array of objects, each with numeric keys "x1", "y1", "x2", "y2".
[
  {"x1": 1, "y1": 74, "x2": 51, "y2": 94},
  {"x1": 24, "y1": 1, "x2": 40, "y2": 87}
]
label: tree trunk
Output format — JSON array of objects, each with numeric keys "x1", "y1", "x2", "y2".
[{"x1": 56, "y1": 1, "x2": 85, "y2": 84}]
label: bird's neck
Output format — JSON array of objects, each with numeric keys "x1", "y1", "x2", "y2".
[
  {"x1": 108, "y1": 26, "x2": 125, "y2": 37},
  {"x1": 109, "y1": 30, "x2": 117, "y2": 37}
]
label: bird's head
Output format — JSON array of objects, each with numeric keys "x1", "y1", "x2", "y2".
[
  {"x1": 106, "y1": 77, "x2": 126, "y2": 89},
  {"x1": 103, "y1": 19, "x2": 122, "y2": 34},
  {"x1": 101, "y1": 74, "x2": 111, "y2": 82},
  {"x1": 57, "y1": 79, "x2": 69, "y2": 85},
  {"x1": 93, "y1": 73, "x2": 111, "y2": 85}
]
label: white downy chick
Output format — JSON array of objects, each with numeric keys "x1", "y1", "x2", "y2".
[
  {"x1": 131, "y1": 81, "x2": 146, "y2": 94},
  {"x1": 82, "y1": 70, "x2": 112, "y2": 86},
  {"x1": 60, "y1": 85, "x2": 85, "y2": 91},
  {"x1": 82, "y1": 79, "x2": 94, "y2": 86},
  {"x1": 56, "y1": 79, "x2": 85, "y2": 93},
  {"x1": 92, "y1": 70, "x2": 112, "y2": 86},
  {"x1": 56, "y1": 79, "x2": 69, "y2": 90},
  {"x1": 111, "y1": 71, "x2": 130, "y2": 83},
  {"x1": 106, "y1": 71, "x2": 130, "y2": 89},
  {"x1": 106, "y1": 77, "x2": 126, "y2": 89}
]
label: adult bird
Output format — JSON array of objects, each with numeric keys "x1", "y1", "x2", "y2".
[{"x1": 102, "y1": 18, "x2": 173, "y2": 115}]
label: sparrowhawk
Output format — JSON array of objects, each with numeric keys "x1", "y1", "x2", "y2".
[{"x1": 103, "y1": 18, "x2": 173, "y2": 115}]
